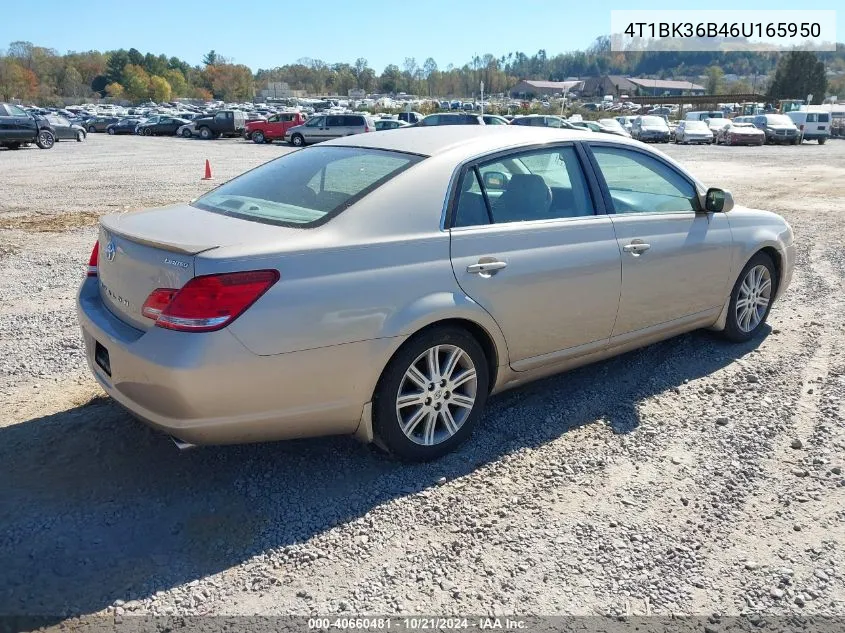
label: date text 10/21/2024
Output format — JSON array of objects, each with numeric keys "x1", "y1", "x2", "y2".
[{"x1": 308, "y1": 617, "x2": 527, "y2": 630}]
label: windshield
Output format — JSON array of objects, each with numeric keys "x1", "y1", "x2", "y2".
[
  {"x1": 640, "y1": 116, "x2": 668, "y2": 128},
  {"x1": 192, "y1": 146, "x2": 423, "y2": 227},
  {"x1": 765, "y1": 115, "x2": 793, "y2": 126},
  {"x1": 685, "y1": 121, "x2": 708, "y2": 130}
]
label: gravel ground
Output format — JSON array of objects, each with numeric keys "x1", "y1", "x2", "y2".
[{"x1": 0, "y1": 135, "x2": 843, "y2": 626}]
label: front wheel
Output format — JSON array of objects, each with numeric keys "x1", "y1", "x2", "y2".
[
  {"x1": 818, "y1": 137, "x2": 826, "y2": 145},
  {"x1": 372, "y1": 327, "x2": 489, "y2": 462},
  {"x1": 143, "y1": 127, "x2": 152, "y2": 136},
  {"x1": 290, "y1": 133, "x2": 304, "y2": 147},
  {"x1": 77, "y1": 130, "x2": 85, "y2": 142},
  {"x1": 722, "y1": 252, "x2": 777, "y2": 343},
  {"x1": 88, "y1": 126, "x2": 96, "y2": 133},
  {"x1": 252, "y1": 131, "x2": 265, "y2": 144},
  {"x1": 181, "y1": 128, "x2": 192, "y2": 138},
  {"x1": 36, "y1": 130, "x2": 55, "y2": 149}
]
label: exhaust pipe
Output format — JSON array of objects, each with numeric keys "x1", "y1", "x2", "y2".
[{"x1": 170, "y1": 436, "x2": 197, "y2": 451}]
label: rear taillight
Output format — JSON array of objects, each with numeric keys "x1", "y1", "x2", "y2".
[
  {"x1": 87, "y1": 241, "x2": 99, "y2": 277},
  {"x1": 142, "y1": 270, "x2": 279, "y2": 332}
]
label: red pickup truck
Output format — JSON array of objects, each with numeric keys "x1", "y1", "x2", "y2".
[{"x1": 245, "y1": 112, "x2": 307, "y2": 144}]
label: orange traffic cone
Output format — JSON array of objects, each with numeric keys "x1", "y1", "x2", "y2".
[{"x1": 202, "y1": 159, "x2": 212, "y2": 180}]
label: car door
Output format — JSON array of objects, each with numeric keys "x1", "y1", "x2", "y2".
[
  {"x1": 586, "y1": 142, "x2": 732, "y2": 338},
  {"x1": 302, "y1": 115, "x2": 325, "y2": 143},
  {"x1": 6, "y1": 104, "x2": 35, "y2": 140},
  {"x1": 449, "y1": 144, "x2": 622, "y2": 368},
  {"x1": 325, "y1": 115, "x2": 346, "y2": 139}
]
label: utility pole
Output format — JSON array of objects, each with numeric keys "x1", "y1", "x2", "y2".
[{"x1": 480, "y1": 81, "x2": 484, "y2": 115}]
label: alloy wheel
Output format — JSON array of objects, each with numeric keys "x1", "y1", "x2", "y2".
[
  {"x1": 395, "y1": 344, "x2": 478, "y2": 446},
  {"x1": 735, "y1": 264, "x2": 772, "y2": 333}
]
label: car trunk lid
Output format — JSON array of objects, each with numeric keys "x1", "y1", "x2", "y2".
[{"x1": 96, "y1": 204, "x2": 300, "y2": 330}]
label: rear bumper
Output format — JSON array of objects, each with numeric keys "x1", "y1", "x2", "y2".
[{"x1": 76, "y1": 277, "x2": 390, "y2": 445}]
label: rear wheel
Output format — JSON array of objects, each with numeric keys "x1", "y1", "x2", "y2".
[
  {"x1": 143, "y1": 127, "x2": 152, "y2": 136},
  {"x1": 373, "y1": 326, "x2": 489, "y2": 462},
  {"x1": 818, "y1": 137, "x2": 826, "y2": 145},
  {"x1": 88, "y1": 126, "x2": 96, "y2": 133},
  {"x1": 199, "y1": 126, "x2": 213, "y2": 140},
  {"x1": 722, "y1": 252, "x2": 777, "y2": 343},
  {"x1": 291, "y1": 133, "x2": 305, "y2": 147},
  {"x1": 36, "y1": 130, "x2": 55, "y2": 149}
]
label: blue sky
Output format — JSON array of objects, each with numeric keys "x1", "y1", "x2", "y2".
[{"x1": 0, "y1": 0, "x2": 839, "y2": 71}]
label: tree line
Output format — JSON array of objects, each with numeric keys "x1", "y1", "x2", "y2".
[{"x1": 1, "y1": 39, "x2": 843, "y2": 105}]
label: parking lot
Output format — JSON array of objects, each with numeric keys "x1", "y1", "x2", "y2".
[{"x1": 1, "y1": 135, "x2": 843, "y2": 623}]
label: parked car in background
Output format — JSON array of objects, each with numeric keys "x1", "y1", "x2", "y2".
[
  {"x1": 193, "y1": 110, "x2": 246, "y2": 140},
  {"x1": 77, "y1": 126, "x2": 794, "y2": 461},
  {"x1": 0, "y1": 103, "x2": 55, "y2": 149},
  {"x1": 715, "y1": 121, "x2": 765, "y2": 146},
  {"x1": 631, "y1": 115, "x2": 671, "y2": 142},
  {"x1": 397, "y1": 111, "x2": 424, "y2": 125},
  {"x1": 86, "y1": 116, "x2": 120, "y2": 133},
  {"x1": 509, "y1": 115, "x2": 574, "y2": 129},
  {"x1": 785, "y1": 110, "x2": 831, "y2": 144},
  {"x1": 674, "y1": 120, "x2": 714, "y2": 144},
  {"x1": 597, "y1": 118, "x2": 632, "y2": 137},
  {"x1": 685, "y1": 110, "x2": 725, "y2": 122},
  {"x1": 137, "y1": 116, "x2": 190, "y2": 136},
  {"x1": 752, "y1": 114, "x2": 801, "y2": 145},
  {"x1": 375, "y1": 119, "x2": 410, "y2": 131},
  {"x1": 284, "y1": 113, "x2": 375, "y2": 146},
  {"x1": 615, "y1": 116, "x2": 636, "y2": 133},
  {"x1": 704, "y1": 118, "x2": 730, "y2": 140},
  {"x1": 417, "y1": 113, "x2": 484, "y2": 126},
  {"x1": 245, "y1": 112, "x2": 307, "y2": 144},
  {"x1": 107, "y1": 119, "x2": 141, "y2": 135},
  {"x1": 481, "y1": 114, "x2": 509, "y2": 125},
  {"x1": 45, "y1": 114, "x2": 86, "y2": 142},
  {"x1": 176, "y1": 122, "x2": 198, "y2": 138}
]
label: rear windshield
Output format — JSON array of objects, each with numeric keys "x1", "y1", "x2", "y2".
[{"x1": 192, "y1": 146, "x2": 423, "y2": 227}]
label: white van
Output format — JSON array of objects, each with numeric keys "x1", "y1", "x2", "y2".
[
  {"x1": 785, "y1": 110, "x2": 831, "y2": 144},
  {"x1": 685, "y1": 110, "x2": 724, "y2": 121}
]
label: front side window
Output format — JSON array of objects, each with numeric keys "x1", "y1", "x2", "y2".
[
  {"x1": 305, "y1": 116, "x2": 324, "y2": 127},
  {"x1": 453, "y1": 146, "x2": 594, "y2": 227},
  {"x1": 8, "y1": 105, "x2": 28, "y2": 116},
  {"x1": 591, "y1": 146, "x2": 696, "y2": 214},
  {"x1": 192, "y1": 146, "x2": 422, "y2": 227}
]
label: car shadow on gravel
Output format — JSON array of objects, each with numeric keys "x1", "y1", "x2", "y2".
[{"x1": 0, "y1": 327, "x2": 767, "y2": 621}]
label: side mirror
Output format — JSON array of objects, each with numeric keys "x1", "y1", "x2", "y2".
[
  {"x1": 483, "y1": 171, "x2": 507, "y2": 190},
  {"x1": 703, "y1": 187, "x2": 733, "y2": 213}
]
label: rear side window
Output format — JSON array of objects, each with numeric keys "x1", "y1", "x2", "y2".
[
  {"x1": 343, "y1": 115, "x2": 364, "y2": 126},
  {"x1": 818, "y1": 113, "x2": 830, "y2": 122},
  {"x1": 192, "y1": 147, "x2": 423, "y2": 227},
  {"x1": 454, "y1": 146, "x2": 594, "y2": 227}
]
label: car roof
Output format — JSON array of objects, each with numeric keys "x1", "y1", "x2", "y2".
[{"x1": 323, "y1": 125, "x2": 606, "y2": 158}]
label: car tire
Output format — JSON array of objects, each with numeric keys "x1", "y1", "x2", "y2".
[
  {"x1": 372, "y1": 326, "x2": 490, "y2": 462},
  {"x1": 143, "y1": 128, "x2": 152, "y2": 136},
  {"x1": 182, "y1": 128, "x2": 193, "y2": 138},
  {"x1": 77, "y1": 131, "x2": 85, "y2": 142},
  {"x1": 88, "y1": 126, "x2": 96, "y2": 133},
  {"x1": 291, "y1": 133, "x2": 305, "y2": 147},
  {"x1": 722, "y1": 251, "x2": 777, "y2": 343},
  {"x1": 199, "y1": 127, "x2": 213, "y2": 140},
  {"x1": 35, "y1": 130, "x2": 55, "y2": 149},
  {"x1": 108, "y1": 127, "x2": 115, "y2": 135},
  {"x1": 252, "y1": 131, "x2": 265, "y2": 144}
]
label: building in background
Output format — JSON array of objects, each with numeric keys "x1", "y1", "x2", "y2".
[{"x1": 509, "y1": 79, "x2": 584, "y2": 98}]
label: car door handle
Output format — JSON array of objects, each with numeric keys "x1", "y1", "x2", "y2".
[
  {"x1": 623, "y1": 242, "x2": 651, "y2": 254},
  {"x1": 466, "y1": 261, "x2": 507, "y2": 274}
]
